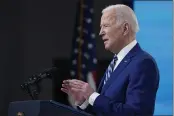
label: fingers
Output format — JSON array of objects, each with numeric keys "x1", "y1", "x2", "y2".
[
  {"x1": 63, "y1": 79, "x2": 71, "y2": 83},
  {"x1": 69, "y1": 82, "x2": 83, "y2": 89},
  {"x1": 62, "y1": 83, "x2": 70, "y2": 89},
  {"x1": 62, "y1": 82, "x2": 82, "y2": 90},
  {"x1": 62, "y1": 79, "x2": 87, "y2": 96},
  {"x1": 63, "y1": 79, "x2": 85, "y2": 85},
  {"x1": 71, "y1": 79, "x2": 86, "y2": 85},
  {"x1": 71, "y1": 88, "x2": 82, "y2": 92},
  {"x1": 63, "y1": 79, "x2": 86, "y2": 88},
  {"x1": 61, "y1": 81, "x2": 86, "y2": 103},
  {"x1": 61, "y1": 88, "x2": 69, "y2": 94},
  {"x1": 61, "y1": 85, "x2": 82, "y2": 93},
  {"x1": 61, "y1": 87, "x2": 79, "y2": 94}
]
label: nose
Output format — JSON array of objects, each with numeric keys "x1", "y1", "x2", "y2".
[{"x1": 99, "y1": 28, "x2": 104, "y2": 37}]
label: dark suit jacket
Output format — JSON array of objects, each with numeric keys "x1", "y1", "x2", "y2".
[{"x1": 85, "y1": 43, "x2": 159, "y2": 116}]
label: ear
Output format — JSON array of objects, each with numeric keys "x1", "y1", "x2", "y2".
[{"x1": 123, "y1": 22, "x2": 129, "y2": 36}]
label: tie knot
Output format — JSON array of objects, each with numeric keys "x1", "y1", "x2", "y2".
[{"x1": 113, "y1": 55, "x2": 118, "y2": 62}]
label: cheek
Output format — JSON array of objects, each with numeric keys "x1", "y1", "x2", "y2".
[
  {"x1": 108, "y1": 31, "x2": 118, "y2": 40},
  {"x1": 106, "y1": 29, "x2": 114, "y2": 38},
  {"x1": 112, "y1": 29, "x2": 122, "y2": 39},
  {"x1": 109, "y1": 31, "x2": 122, "y2": 45}
]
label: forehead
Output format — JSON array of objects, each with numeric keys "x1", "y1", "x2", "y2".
[{"x1": 101, "y1": 10, "x2": 116, "y2": 23}]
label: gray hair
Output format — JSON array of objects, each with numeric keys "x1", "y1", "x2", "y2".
[{"x1": 102, "y1": 4, "x2": 140, "y2": 33}]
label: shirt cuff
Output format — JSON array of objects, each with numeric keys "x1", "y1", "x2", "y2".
[
  {"x1": 78, "y1": 100, "x2": 89, "y2": 110},
  {"x1": 88, "y1": 92, "x2": 100, "y2": 106}
]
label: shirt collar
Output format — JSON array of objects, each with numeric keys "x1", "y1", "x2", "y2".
[{"x1": 116, "y1": 40, "x2": 137, "y2": 61}]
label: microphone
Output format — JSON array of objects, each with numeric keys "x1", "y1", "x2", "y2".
[
  {"x1": 21, "y1": 67, "x2": 58, "y2": 88},
  {"x1": 20, "y1": 67, "x2": 58, "y2": 100}
]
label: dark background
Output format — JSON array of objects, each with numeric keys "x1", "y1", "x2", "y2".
[{"x1": 0, "y1": 0, "x2": 133, "y2": 115}]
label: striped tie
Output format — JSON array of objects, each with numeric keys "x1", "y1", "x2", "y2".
[{"x1": 104, "y1": 55, "x2": 118, "y2": 85}]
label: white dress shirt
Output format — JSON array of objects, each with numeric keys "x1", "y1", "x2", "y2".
[{"x1": 79, "y1": 40, "x2": 137, "y2": 109}]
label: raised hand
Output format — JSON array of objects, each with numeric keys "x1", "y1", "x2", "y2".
[{"x1": 61, "y1": 79, "x2": 94, "y2": 105}]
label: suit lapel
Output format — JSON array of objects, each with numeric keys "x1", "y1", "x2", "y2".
[
  {"x1": 99, "y1": 43, "x2": 142, "y2": 94},
  {"x1": 101, "y1": 58, "x2": 131, "y2": 94},
  {"x1": 97, "y1": 73, "x2": 106, "y2": 92}
]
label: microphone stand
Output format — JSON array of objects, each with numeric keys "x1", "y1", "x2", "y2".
[
  {"x1": 20, "y1": 69, "x2": 55, "y2": 100},
  {"x1": 21, "y1": 75, "x2": 41, "y2": 100}
]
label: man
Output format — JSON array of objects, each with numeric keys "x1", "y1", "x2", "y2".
[{"x1": 61, "y1": 4, "x2": 159, "y2": 116}]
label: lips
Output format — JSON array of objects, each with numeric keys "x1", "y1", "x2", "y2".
[{"x1": 103, "y1": 38, "x2": 108, "y2": 43}]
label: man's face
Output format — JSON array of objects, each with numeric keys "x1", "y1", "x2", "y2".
[{"x1": 99, "y1": 10, "x2": 124, "y2": 53}]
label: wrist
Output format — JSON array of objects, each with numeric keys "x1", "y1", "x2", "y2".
[
  {"x1": 85, "y1": 90, "x2": 95, "y2": 99},
  {"x1": 75, "y1": 98, "x2": 86, "y2": 106}
]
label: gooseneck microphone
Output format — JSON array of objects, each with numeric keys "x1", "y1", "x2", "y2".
[{"x1": 20, "y1": 67, "x2": 58, "y2": 100}]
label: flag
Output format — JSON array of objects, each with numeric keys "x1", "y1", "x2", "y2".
[{"x1": 69, "y1": 0, "x2": 97, "y2": 108}]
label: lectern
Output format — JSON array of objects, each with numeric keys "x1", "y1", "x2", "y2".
[{"x1": 8, "y1": 100, "x2": 93, "y2": 116}]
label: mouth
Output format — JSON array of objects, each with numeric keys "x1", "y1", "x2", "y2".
[{"x1": 103, "y1": 38, "x2": 108, "y2": 43}]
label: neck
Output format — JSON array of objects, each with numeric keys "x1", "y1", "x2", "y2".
[{"x1": 113, "y1": 35, "x2": 135, "y2": 54}]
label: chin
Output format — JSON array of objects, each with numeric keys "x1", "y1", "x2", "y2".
[
  {"x1": 104, "y1": 45, "x2": 110, "y2": 51},
  {"x1": 104, "y1": 42, "x2": 111, "y2": 51}
]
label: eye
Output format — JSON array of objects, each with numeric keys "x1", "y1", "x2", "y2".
[{"x1": 104, "y1": 24, "x2": 110, "y2": 27}]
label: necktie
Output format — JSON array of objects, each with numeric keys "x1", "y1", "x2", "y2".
[{"x1": 104, "y1": 55, "x2": 118, "y2": 85}]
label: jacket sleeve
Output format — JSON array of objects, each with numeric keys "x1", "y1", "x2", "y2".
[{"x1": 92, "y1": 59, "x2": 159, "y2": 116}]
